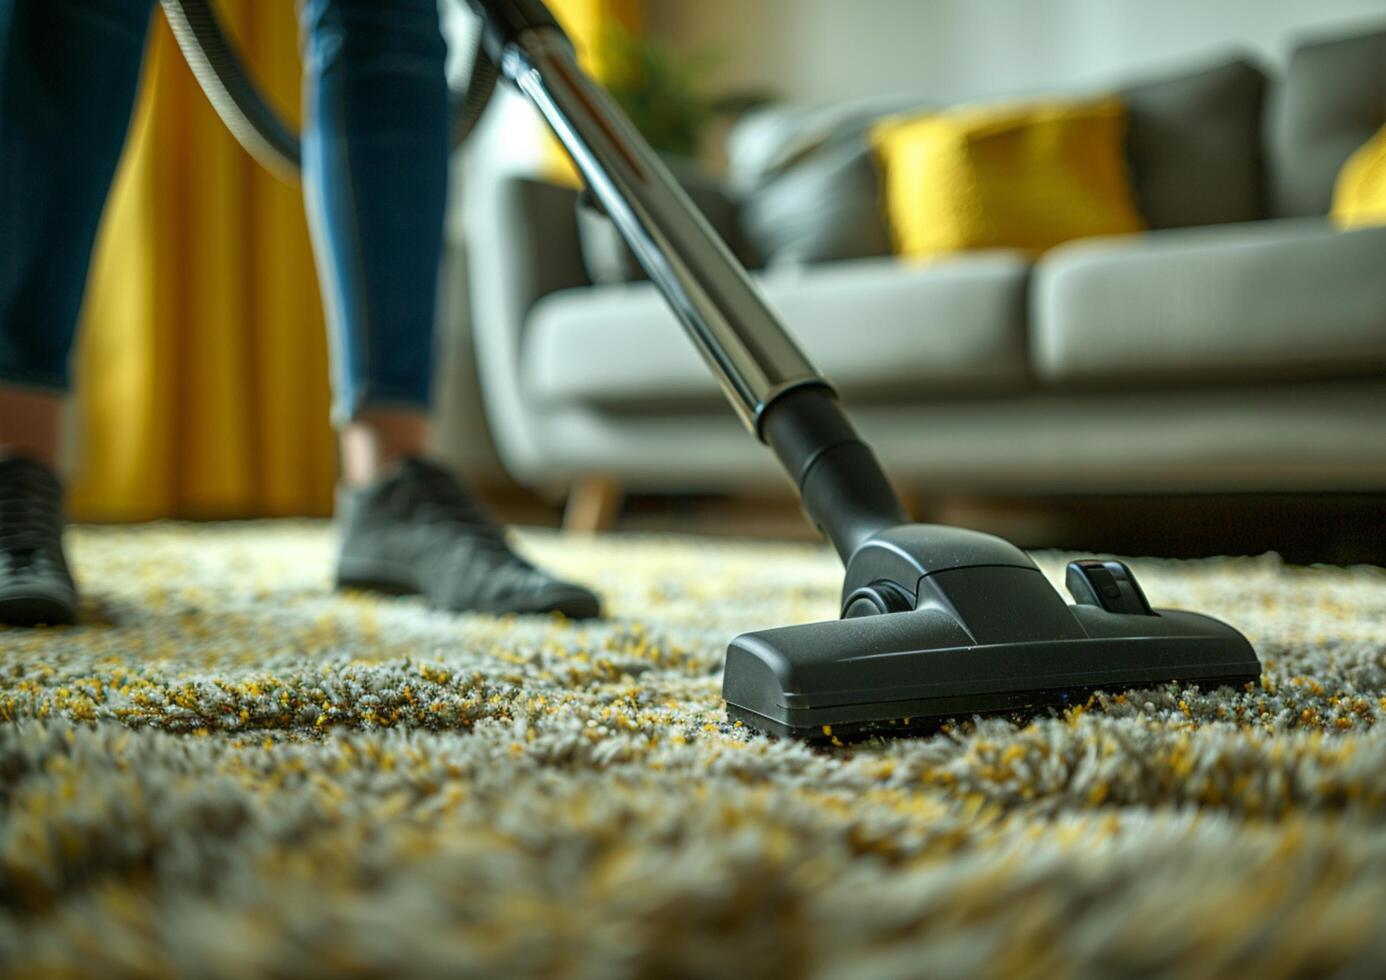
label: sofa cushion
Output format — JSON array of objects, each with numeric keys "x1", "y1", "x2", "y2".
[
  {"x1": 1119, "y1": 56, "x2": 1267, "y2": 228},
  {"x1": 1332, "y1": 123, "x2": 1386, "y2": 228},
  {"x1": 525, "y1": 254, "x2": 1031, "y2": 409},
  {"x1": 725, "y1": 94, "x2": 930, "y2": 192},
  {"x1": 1271, "y1": 24, "x2": 1386, "y2": 218},
  {"x1": 739, "y1": 141, "x2": 897, "y2": 266},
  {"x1": 725, "y1": 52, "x2": 1271, "y2": 264},
  {"x1": 1033, "y1": 219, "x2": 1386, "y2": 386},
  {"x1": 873, "y1": 97, "x2": 1144, "y2": 258},
  {"x1": 727, "y1": 95, "x2": 929, "y2": 266}
]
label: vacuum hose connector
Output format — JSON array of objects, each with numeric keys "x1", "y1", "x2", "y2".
[{"x1": 760, "y1": 387, "x2": 910, "y2": 565}]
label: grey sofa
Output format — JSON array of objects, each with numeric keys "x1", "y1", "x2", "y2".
[{"x1": 464, "y1": 26, "x2": 1386, "y2": 501}]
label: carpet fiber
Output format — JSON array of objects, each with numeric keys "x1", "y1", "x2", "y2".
[{"x1": 3, "y1": 524, "x2": 1386, "y2": 978}]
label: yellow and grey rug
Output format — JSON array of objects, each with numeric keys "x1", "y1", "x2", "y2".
[{"x1": 3, "y1": 523, "x2": 1386, "y2": 978}]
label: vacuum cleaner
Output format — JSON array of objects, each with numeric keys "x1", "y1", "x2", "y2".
[{"x1": 162, "y1": 0, "x2": 1261, "y2": 741}]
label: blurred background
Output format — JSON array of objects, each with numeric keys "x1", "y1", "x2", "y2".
[{"x1": 71, "y1": 0, "x2": 1386, "y2": 562}]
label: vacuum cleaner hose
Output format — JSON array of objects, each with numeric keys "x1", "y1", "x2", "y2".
[{"x1": 158, "y1": 0, "x2": 499, "y2": 181}]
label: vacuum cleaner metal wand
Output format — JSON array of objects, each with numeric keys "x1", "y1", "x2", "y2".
[
  {"x1": 499, "y1": 32, "x2": 828, "y2": 427},
  {"x1": 479, "y1": 3, "x2": 1261, "y2": 740},
  {"x1": 494, "y1": 23, "x2": 910, "y2": 563}
]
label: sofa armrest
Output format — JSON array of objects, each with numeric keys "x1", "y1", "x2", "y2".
[{"x1": 465, "y1": 173, "x2": 591, "y2": 478}]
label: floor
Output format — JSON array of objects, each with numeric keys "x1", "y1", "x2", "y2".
[{"x1": 4, "y1": 523, "x2": 1386, "y2": 976}]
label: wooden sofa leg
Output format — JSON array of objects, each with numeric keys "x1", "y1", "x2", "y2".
[{"x1": 564, "y1": 475, "x2": 623, "y2": 533}]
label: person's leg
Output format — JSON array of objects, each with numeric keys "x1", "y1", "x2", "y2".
[
  {"x1": 300, "y1": 0, "x2": 447, "y2": 483},
  {"x1": 0, "y1": 0, "x2": 154, "y2": 436},
  {"x1": 338, "y1": 409, "x2": 430, "y2": 486},
  {"x1": 0, "y1": 387, "x2": 62, "y2": 469},
  {"x1": 0, "y1": 0, "x2": 154, "y2": 626},
  {"x1": 302, "y1": 0, "x2": 598, "y2": 617}
]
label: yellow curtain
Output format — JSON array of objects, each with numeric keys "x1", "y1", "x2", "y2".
[{"x1": 72, "y1": 6, "x2": 334, "y2": 522}]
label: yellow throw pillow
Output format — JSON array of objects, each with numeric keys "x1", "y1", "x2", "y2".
[
  {"x1": 1331, "y1": 124, "x2": 1386, "y2": 228},
  {"x1": 872, "y1": 98, "x2": 1145, "y2": 259}
]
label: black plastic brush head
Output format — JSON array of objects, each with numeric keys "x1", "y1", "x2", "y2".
[{"x1": 722, "y1": 525, "x2": 1260, "y2": 741}]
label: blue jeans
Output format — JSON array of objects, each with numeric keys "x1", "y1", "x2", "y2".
[{"x1": 0, "y1": 0, "x2": 448, "y2": 423}]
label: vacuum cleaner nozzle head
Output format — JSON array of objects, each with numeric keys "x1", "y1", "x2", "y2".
[{"x1": 722, "y1": 526, "x2": 1260, "y2": 740}]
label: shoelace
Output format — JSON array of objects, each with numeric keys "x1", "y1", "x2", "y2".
[
  {"x1": 386, "y1": 461, "x2": 509, "y2": 545},
  {"x1": 368, "y1": 460, "x2": 566, "y2": 604},
  {"x1": 430, "y1": 536, "x2": 545, "y2": 601},
  {"x1": 0, "y1": 461, "x2": 64, "y2": 571},
  {"x1": 385, "y1": 461, "x2": 557, "y2": 601}
]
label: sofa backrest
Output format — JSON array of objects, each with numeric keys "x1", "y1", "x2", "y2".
[
  {"x1": 1270, "y1": 23, "x2": 1386, "y2": 218},
  {"x1": 724, "y1": 53, "x2": 1272, "y2": 265},
  {"x1": 1118, "y1": 58, "x2": 1267, "y2": 229}
]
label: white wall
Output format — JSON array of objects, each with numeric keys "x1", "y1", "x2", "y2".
[{"x1": 650, "y1": 0, "x2": 1386, "y2": 105}]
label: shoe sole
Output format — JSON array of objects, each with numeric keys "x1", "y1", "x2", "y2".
[
  {"x1": 335, "y1": 556, "x2": 600, "y2": 620},
  {"x1": 335, "y1": 556, "x2": 420, "y2": 596},
  {"x1": 0, "y1": 592, "x2": 77, "y2": 627}
]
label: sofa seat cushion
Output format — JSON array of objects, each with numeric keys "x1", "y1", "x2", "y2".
[
  {"x1": 1033, "y1": 218, "x2": 1386, "y2": 386},
  {"x1": 525, "y1": 255, "x2": 1032, "y2": 409}
]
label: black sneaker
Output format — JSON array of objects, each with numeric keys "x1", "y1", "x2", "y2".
[
  {"x1": 0, "y1": 455, "x2": 77, "y2": 627},
  {"x1": 335, "y1": 458, "x2": 601, "y2": 619}
]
